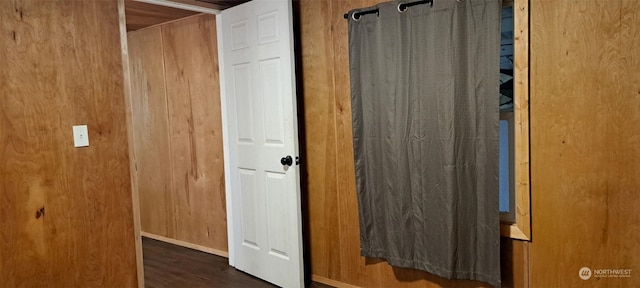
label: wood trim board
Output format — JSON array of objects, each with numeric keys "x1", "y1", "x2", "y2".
[
  {"x1": 500, "y1": 0, "x2": 531, "y2": 241},
  {"x1": 142, "y1": 232, "x2": 229, "y2": 257},
  {"x1": 119, "y1": 0, "x2": 146, "y2": 286}
]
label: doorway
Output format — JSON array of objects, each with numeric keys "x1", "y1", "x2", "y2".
[
  {"x1": 122, "y1": 1, "x2": 306, "y2": 287},
  {"x1": 126, "y1": 10, "x2": 228, "y2": 258}
]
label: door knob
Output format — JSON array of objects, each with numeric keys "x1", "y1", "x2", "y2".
[{"x1": 281, "y1": 155, "x2": 293, "y2": 166}]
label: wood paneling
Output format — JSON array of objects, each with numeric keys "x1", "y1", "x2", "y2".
[
  {"x1": 329, "y1": 0, "x2": 364, "y2": 285},
  {"x1": 128, "y1": 26, "x2": 175, "y2": 238},
  {"x1": 500, "y1": 239, "x2": 529, "y2": 288},
  {"x1": 0, "y1": 0, "x2": 137, "y2": 286},
  {"x1": 299, "y1": 0, "x2": 526, "y2": 287},
  {"x1": 128, "y1": 14, "x2": 227, "y2": 253},
  {"x1": 194, "y1": 0, "x2": 250, "y2": 9},
  {"x1": 299, "y1": 0, "x2": 339, "y2": 280},
  {"x1": 172, "y1": 0, "x2": 242, "y2": 10},
  {"x1": 125, "y1": 0, "x2": 198, "y2": 31},
  {"x1": 162, "y1": 13, "x2": 226, "y2": 252},
  {"x1": 124, "y1": 0, "x2": 251, "y2": 32},
  {"x1": 529, "y1": 0, "x2": 640, "y2": 286}
]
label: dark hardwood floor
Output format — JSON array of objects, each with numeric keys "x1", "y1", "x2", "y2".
[{"x1": 143, "y1": 237, "x2": 333, "y2": 288}]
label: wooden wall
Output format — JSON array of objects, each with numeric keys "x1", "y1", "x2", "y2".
[
  {"x1": 128, "y1": 14, "x2": 227, "y2": 254},
  {"x1": 124, "y1": 0, "x2": 198, "y2": 31},
  {"x1": 0, "y1": 0, "x2": 138, "y2": 286},
  {"x1": 529, "y1": 0, "x2": 640, "y2": 286},
  {"x1": 298, "y1": 1, "x2": 528, "y2": 287}
]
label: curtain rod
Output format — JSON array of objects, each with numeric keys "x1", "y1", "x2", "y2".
[{"x1": 343, "y1": 0, "x2": 434, "y2": 20}]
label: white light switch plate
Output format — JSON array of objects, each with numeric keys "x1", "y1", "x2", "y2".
[{"x1": 73, "y1": 125, "x2": 89, "y2": 148}]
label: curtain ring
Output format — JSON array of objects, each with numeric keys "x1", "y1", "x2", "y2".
[
  {"x1": 397, "y1": 3, "x2": 408, "y2": 13},
  {"x1": 352, "y1": 12, "x2": 362, "y2": 21}
]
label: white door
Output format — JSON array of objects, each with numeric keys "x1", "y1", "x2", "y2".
[{"x1": 217, "y1": 0, "x2": 303, "y2": 287}]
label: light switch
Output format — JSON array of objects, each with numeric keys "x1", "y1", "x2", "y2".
[{"x1": 73, "y1": 125, "x2": 89, "y2": 148}]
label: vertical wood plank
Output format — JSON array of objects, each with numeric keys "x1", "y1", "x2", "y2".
[
  {"x1": 0, "y1": 0, "x2": 137, "y2": 286},
  {"x1": 161, "y1": 14, "x2": 228, "y2": 252},
  {"x1": 330, "y1": 0, "x2": 367, "y2": 284},
  {"x1": 298, "y1": 0, "x2": 339, "y2": 279},
  {"x1": 128, "y1": 26, "x2": 176, "y2": 238},
  {"x1": 500, "y1": 239, "x2": 529, "y2": 288},
  {"x1": 530, "y1": 0, "x2": 640, "y2": 286},
  {"x1": 124, "y1": 0, "x2": 199, "y2": 32}
]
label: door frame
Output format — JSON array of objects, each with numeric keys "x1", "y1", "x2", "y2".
[
  {"x1": 121, "y1": 1, "x2": 228, "y2": 285},
  {"x1": 123, "y1": 0, "x2": 299, "y2": 276},
  {"x1": 215, "y1": 14, "x2": 237, "y2": 266},
  {"x1": 118, "y1": 0, "x2": 145, "y2": 286}
]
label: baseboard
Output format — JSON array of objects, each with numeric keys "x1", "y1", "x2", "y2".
[
  {"x1": 311, "y1": 275, "x2": 361, "y2": 288},
  {"x1": 141, "y1": 231, "x2": 229, "y2": 258}
]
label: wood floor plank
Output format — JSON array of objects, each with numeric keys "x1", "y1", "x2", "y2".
[
  {"x1": 143, "y1": 237, "x2": 272, "y2": 288},
  {"x1": 142, "y1": 237, "x2": 334, "y2": 288}
]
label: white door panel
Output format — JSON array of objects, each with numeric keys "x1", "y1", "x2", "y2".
[{"x1": 219, "y1": 0, "x2": 303, "y2": 287}]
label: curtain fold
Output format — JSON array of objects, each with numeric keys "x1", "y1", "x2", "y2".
[{"x1": 347, "y1": 0, "x2": 502, "y2": 286}]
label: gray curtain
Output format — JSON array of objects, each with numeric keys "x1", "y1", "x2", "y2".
[{"x1": 347, "y1": 0, "x2": 502, "y2": 287}]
